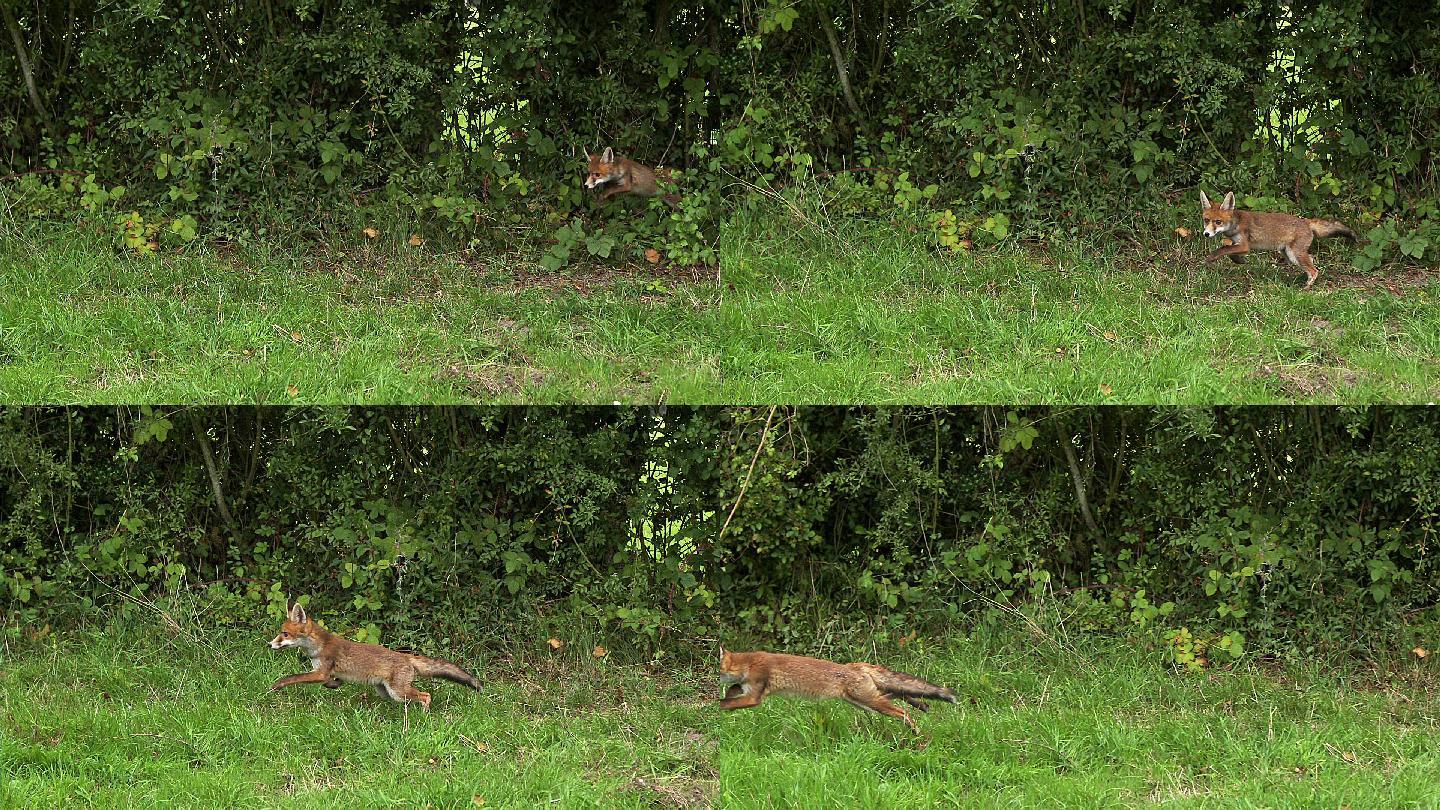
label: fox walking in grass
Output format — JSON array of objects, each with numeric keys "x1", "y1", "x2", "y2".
[
  {"x1": 584, "y1": 147, "x2": 679, "y2": 207},
  {"x1": 1198, "y1": 191, "x2": 1357, "y2": 288},
  {"x1": 717, "y1": 648, "x2": 957, "y2": 737},
  {"x1": 268, "y1": 603, "x2": 481, "y2": 710}
]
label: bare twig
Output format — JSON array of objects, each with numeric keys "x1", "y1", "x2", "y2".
[{"x1": 717, "y1": 406, "x2": 778, "y2": 544}]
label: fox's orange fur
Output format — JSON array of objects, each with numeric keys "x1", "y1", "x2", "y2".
[
  {"x1": 717, "y1": 649, "x2": 957, "y2": 735},
  {"x1": 1199, "y1": 191, "x2": 1357, "y2": 288},
  {"x1": 268, "y1": 603, "x2": 481, "y2": 710},
  {"x1": 584, "y1": 147, "x2": 678, "y2": 206}
]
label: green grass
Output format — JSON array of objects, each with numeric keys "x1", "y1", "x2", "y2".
[
  {"x1": 6, "y1": 621, "x2": 1436, "y2": 807},
  {"x1": 0, "y1": 227, "x2": 723, "y2": 403},
  {"x1": 715, "y1": 638, "x2": 1439, "y2": 808},
  {"x1": 1, "y1": 621, "x2": 718, "y2": 808},
  {"x1": 4, "y1": 216, "x2": 1439, "y2": 403},
  {"x1": 719, "y1": 212, "x2": 1440, "y2": 403}
]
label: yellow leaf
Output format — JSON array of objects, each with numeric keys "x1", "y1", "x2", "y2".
[
  {"x1": 592, "y1": 645, "x2": 608, "y2": 658},
  {"x1": 547, "y1": 638, "x2": 563, "y2": 650},
  {"x1": 1414, "y1": 647, "x2": 1428, "y2": 659},
  {"x1": 1103, "y1": 331, "x2": 1117, "y2": 341},
  {"x1": 1099, "y1": 384, "x2": 1113, "y2": 395},
  {"x1": 472, "y1": 797, "x2": 486, "y2": 807},
  {"x1": 644, "y1": 248, "x2": 661, "y2": 264},
  {"x1": 1175, "y1": 226, "x2": 1192, "y2": 238},
  {"x1": 1342, "y1": 751, "x2": 1357, "y2": 763},
  {"x1": 290, "y1": 331, "x2": 302, "y2": 343},
  {"x1": 408, "y1": 234, "x2": 424, "y2": 247},
  {"x1": 363, "y1": 227, "x2": 380, "y2": 239},
  {"x1": 286, "y1": 385, "x2": 299, "y2": 397}
]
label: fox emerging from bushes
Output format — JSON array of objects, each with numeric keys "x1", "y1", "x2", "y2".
[
  {"x1": 268, "y1": 603, "x2": 481, "y2": 710},
  {"x1": 584, "y1": 147, "x2": 679, "y2": 207},
  {"x1": 717, "y1": 648, "x2": 957, "y2": 736},
  {"x1": 1199, "y1": 191, "x2": 1357, "y2": 288}
]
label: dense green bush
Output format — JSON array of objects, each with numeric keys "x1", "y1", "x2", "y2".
[
  {"x1": 0, "y1": 1, "x2": 735, "y2": 265},
  {"x1": 2, "y1": 407, "x2": 1436, "y2": 662},
  {"x1": 728, "y1": 1, "x2": 1440, "y2": 267}
]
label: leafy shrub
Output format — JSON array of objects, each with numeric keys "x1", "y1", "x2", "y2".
[{"x1": 3, "y1": 407, "x2": 1436, "y2": 662}]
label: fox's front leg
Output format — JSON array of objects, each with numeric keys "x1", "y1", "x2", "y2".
[
  {"x1": 598, "y1": 178, "x2": 631, "y2": 202},
  {"x1": 271, "y1": 671, "x2": 333, "y2": 691},
  {"x1": 719, "y1": 684, "x2": 764, "y2": 710},
  {"x1": 1205, "y1": 243, "x2": 1249, "y2": 263}
]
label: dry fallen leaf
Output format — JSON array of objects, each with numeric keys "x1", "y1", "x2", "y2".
[
  {"x1": 1103, "y1": 330, "x2": 1117, "y2": 341},
  {"x1": 1099, "y1": 384, "x2": 1113, "y2": 395},
  {"x1": 286, "y1": 385, "x2": 299, "y2": 397},
  {"x1": 592, "y1": 645, "x2": 608, "y2": 658},
  {"x1": 1175, "y1": 226, "x2": 1192, "y2": 238},
  {"x1": 644, "y1": 248, "x2": 661, "y2": 264},
  {"x1": 1341, "y1": 751, "x2": 1357, "y2": 764},
  {"x1": 472, "y1": 797, "x2": 486, "y2": 807},
  {"x1": 408, "y1": 233, "x2": 424, "y2": 247},
  {"x1": 898, "y1": 630, "x2": 918, "y2": 647},
  {"x1": 363, "y1": 227, "x2": 379, "y2": 239},
  {"x1": 547, "y1": 638, "x2": 563, "y2": 650},
  {"x1": 290, "y1": 331, "x2": 302, "y2": 343},
  {"x1": 1413, "y1": 646, "x2": 1428, "y2": 659}
]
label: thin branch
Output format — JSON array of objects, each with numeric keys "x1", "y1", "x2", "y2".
[
  {"x1": 2, "y1": 4, "x2": 51, "y2": 133},
  {"x1": 717, "y1": 406, "x2": 778, "y2": 544},
  {"x1": 189, "y1": 411, "x2": 238, "y2": 532},
  {"x1": 1056, "y1": 423, "x2": 1100, "y2": 535},
  {"x1": 817, "y1": 12, "x2": 865, "y2": 131}
]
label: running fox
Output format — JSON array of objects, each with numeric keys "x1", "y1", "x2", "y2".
[
  {"x1": 1199, "y1": 191, "x2": 1357, "y2": 288},
  {"x1": 584, "y1": 147, "x2": 678, "y2": 206},
  {"x1": 268, "y1": 602, "x2": 481, "y2": 710},
  {"x1": 717, "y1": 648, "x2": 957, "y2": 734}
]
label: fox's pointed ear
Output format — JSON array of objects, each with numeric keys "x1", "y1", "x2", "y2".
[
  {"x1": 1221, "y1": 192, "x2": 1235, "y2": 210},
  {"x1": 288, "y1": 603, "x2": 306, "y2": 623},
  {"x1": 1199, "y1": 191, "x2": 1210, "y2": 209},
  {"x1": 602, "y1": 147, "x2": 615, "y2": 163}
]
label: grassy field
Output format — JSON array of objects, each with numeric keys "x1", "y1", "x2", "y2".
[
  {"x1": 1, "y1": 620, "x2": 719, "y2": 808},
  {"x1": 720, "y1": 212, "x2": 1440, "y2": 403},
  {"x1": 6, "y1": 620, "x2": 1437, "y2": 807},
  {"x1": 3, "y1": 218, "x2": 1438, "y2": 403},
  {"x1": 0, "y1": 227, "x2": 723, "y2": 403}
]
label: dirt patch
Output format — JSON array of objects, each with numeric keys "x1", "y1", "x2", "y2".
[
  {"x1": 1321, "y1": 266, "x2": 1440, "y2": 293},
  {"x1": 1251, "y1": 363, "x2": 1361, "y2": 398},
  {"x1": 623, "y1": 769, "x2": 719, "y2": 809},
  {"x1": 499, "y1": 261, "x2": 713, "y2": 295},
  {"x1": 433, "y1": 362, "x2": 548, "y2": 396}
]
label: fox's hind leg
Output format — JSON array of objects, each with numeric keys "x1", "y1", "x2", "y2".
[
  {"x1": 894, "y1": 695, "x2": 931, "y2": 712},
  {"x1": 1288, "y1": 248, "x2": 1320, "y2": 288},
  {"x1": 845, "y1": 688, "x2": 920, "y2": 734},
  {"x1": 382, "y1": 671, "x2": 432, "y2": 711}
]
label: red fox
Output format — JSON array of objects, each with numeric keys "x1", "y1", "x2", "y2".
[
  {"x1": 717, "y1": 648, "x2": 957, "y2": 735},
  {"x1": 584, "y1": 147, "x2": 679, "y2": 206},
  {"x1": 268, "y1": 603, "x2": 481, "y2": 710},
  {"x1": 1199, "y1": 191, "x2": 1357, "y2": 288}
]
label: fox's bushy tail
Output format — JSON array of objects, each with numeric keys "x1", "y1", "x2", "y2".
[
  {"x1": 413, "y1": 656, "x2": 483, "y2": 691},
  {"x1": 872, "y1": 668, "x2": 957, "y2": 704},
  {"x1": 1308, "y1": 219, "x2": 1358, "y2": 242}
]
